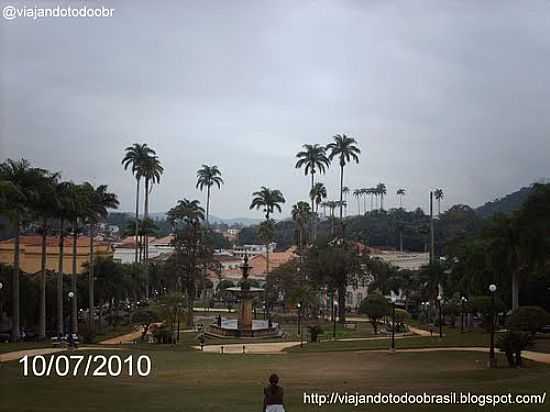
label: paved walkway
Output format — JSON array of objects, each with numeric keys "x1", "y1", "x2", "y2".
[
  {"x1": 194, "y1": 341, "x2": 300, "y2": 354},
  {"x1": 0, "y1": 346, "x2": 122, "y2": 363}
]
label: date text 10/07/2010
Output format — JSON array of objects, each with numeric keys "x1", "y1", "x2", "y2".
[{"x1": 19, "y1": 354, "x2": 152, "y2": 377}]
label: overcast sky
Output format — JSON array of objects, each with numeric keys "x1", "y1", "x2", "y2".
[{"x1": 1, "y1": 0, "x2": 549, "y2": 219}]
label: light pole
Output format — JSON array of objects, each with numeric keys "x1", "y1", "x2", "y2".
[
  {"x1": 332, "y1": 301, "x2": 338, "y2": 339},
  {"x1": 0, "y1": 282, "x2": 3, "y2": 316},
  {"x1": 297, "y1": 302, "x2": 303, "y2": 348},
  {"x1": 67, "y1": 291, "x2": 75, "y2": 336},
  {"x1": 390, "y1": 295, "x2": 397, "y2": 352},
  {"x1": 489, "y1": 284, "x2": 497, "y2": 368},
  {"x1": 460, "y1": 296, "x2": 468, "y2": 334},
  {"x1": 437, "y1": 295, "x2": 443, "y2": 339}
]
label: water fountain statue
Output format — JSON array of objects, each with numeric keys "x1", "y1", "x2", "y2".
[{"x1": 206, "y1": 254, "x2": 280, "y2": 338}]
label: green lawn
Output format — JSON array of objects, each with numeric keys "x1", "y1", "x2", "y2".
[{"x1": 1, "y1": 347, "x2": 549, "y2": 412}]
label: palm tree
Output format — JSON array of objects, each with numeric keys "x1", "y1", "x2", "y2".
[
  {"x1": 295, "y1": 144, "x2": 330, "y2": 211},
  {"x1": 167, "y1": 199, "x2": 205, "y2": 226},
  {"x1": 249, "y1": 187, "x2": 286, "y2": 220},
  {"x1": 327, "y1": 134, "x2": 360, "y2": 234},
  {"x1": 353, "y1": 189, "x2": 362, "y2": 215},
  {"x1": 396, "y1": 188, "x2": 406, "y2": 209},
  {"x1": 167, "y1": 199, "x2": 205, "y2": 327},
  {"x1": 367, "y1": 187, "x2": 376, "y2": 211},
  {"x1": 140, "y1": 155, "x2": 163, "y2": 261},
  {"x1": 0, "y1": 159, "x2": 47, "y2": 341},
  {"x1": 434, "y1": 188, "x2": 444, "y2": 216},
  {"x1": 54, "y1": 181, "x2": 75, "y2": 336},
  {"x1": 82, "y1": 183, "x2": 119, "y2": 331},
  {"x1": 66, "y1": 183, "x2": 91, "y2": 334},
  {"x1": 310, "y1": 182, "x2": 327, "y2": 214},
  {"x1": 250, "y1": 187, "x2": 285, "y2": 277},
  {"x1": 291, "y1": 201, "x2": 311, "y2": 250},
  {"x1": 196, "y1": 165, "x2": 223, "y2": 230},
  {"x1": 30, "y1": 172, "x2": 60, "y2": 339},
  {"x1": 121, "y1": 143, "x2": 156, "y2": 263},
  {"x1": 376, "y1": 183, "x2": 387, "y2": 211}
]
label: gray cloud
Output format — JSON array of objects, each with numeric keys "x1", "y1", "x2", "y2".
[{"x1": 1, "y1": 0, "x2": 549, "y2": 218}]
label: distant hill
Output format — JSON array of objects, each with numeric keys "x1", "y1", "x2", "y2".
[
  {"x1": 111, "y1": 212, "x2": 261, "y2": 227},
  {"x1": 475, "y1": 185, "x2": 535, "y2": 218}
]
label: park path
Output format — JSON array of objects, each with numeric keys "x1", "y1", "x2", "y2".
[
  {"x1": 0, "y1": 346, "x2": 122, "y2": 363},
  {"x1": 99, "y1": 328, "x2": 143, "y2": 345},
  {"x1": 194, "y1": 341, "x2": 300, "y2": 354}
]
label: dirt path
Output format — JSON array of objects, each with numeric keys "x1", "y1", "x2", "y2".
[{"x1": 99, "y1": 328, "x2": 143, "y2": 345}]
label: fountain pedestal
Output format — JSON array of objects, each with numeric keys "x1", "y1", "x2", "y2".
[{"x1": 206, "y1": 254, "x2": 280, "y2": 338}]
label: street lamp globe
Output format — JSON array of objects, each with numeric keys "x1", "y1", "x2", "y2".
[
  {"x1": 0, "y1": 282, "x2": 3, "y2": 290},
  {"x1": 68, "y1": 291, "x2": 75, "y2": 299},
  {"x1": 296, "y1": 302, "x2": 301, "y2": 309},
  {"x1": 489, "y1": 284, "x2": 497, "y2": 293},
  {"x1": 333, "y1": 301, "x2": 338, "y2": 307},
  {"x1": 461, "y1": 296, "x2": 467, "y2": 302},
  {"x1": 437, "y1": 295, "x2": 442, "y2": 301}
]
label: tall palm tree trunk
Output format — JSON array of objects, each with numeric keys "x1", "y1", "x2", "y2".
[
  {"x1": 39, "y1": 218, "x2": 48, "y2": 339},
  {"x1": 339, "y1": 165, "x2": 344, "y2": 222},
  {"x1": 144, "y1": 180, "x2": 150, "y2": 300},
  {"x1": 71, "y1": 223, "x2": 78, "y2": 334},
  {"x1": 134, "y1": 178, "x2": 140, "y2": 263},
  {"x1": 11, "y1": 218, "x2": 21, "y2": 342},
  {"x1": 512, "y1": 272, "x2": 519, "y2": 311},
  {"x1": 57, "y1": 218, "x2": 65, "y2": 336},
  {"x1": 144, "y1": 178, "x2": 149, "y2": 262},
  {"x1": 338, "y1": 285, "x2": 346, "y2": 323},
  {"x1": 88, "y1": 225, "x2": 95, "y2": 331},
  {"x1": 206, "y1": 185, "x2": 211, "y2": 230}
]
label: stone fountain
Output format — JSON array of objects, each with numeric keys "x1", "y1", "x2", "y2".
[{"x1": 206, "y1": 254, "x2": 280, "y2": 338}]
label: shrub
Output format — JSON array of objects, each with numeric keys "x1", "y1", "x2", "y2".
[
  {"x1": 358, "y1": 293, "x2": 389, "y2": 335},
  {"x1": 507, "y1": 306, "x2": 550, "y2": 336},
  {"x1": 496, "y1": 331, "x2": 533, "y2": 367},
  {"x1": 308, "y1": 325, "x2": 323, "y2": 343}
]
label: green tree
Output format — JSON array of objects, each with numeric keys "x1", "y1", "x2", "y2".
[
  {"x1": 29, "y1": 171, "x2": 60, "y2": 339},
  {"x1": 196, "y1": 164, "x2": 223, "y2": 230},
  {"x1": 81, "y1": 183, "x2": 119, "y2": 331},
  {"x1": 396, "y1": 188, "x2": 406, "y2": 209},
  {"x1": 359, "y1": 293, "x2": 389, "y2": 334},
  {"x1": 507, "y1": 306, "x2": 550, "y2": 336},
  {"x1": 434, "y1": 188, "x2": 444, "y2": 216},
  {"x1": 167, "y1": 199, "x2": 208, "y2": 327},
  {"x1": 0, "y1": 159, "x2": 48, "y2": 340},
  {"x1": 121, "y1": 143, "x2": 156, "y2": 263},
  {"x1": 291, "y1": 201, "x2": 311, "y2": 250},
  {"x1": 326, "y1": 134, "x2": 360, "y2": 230},
  {"x1": 295, "y1": 144, "x2": 330, "y2": 211}
]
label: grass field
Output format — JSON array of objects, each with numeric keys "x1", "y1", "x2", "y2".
[{"x1": 1, "y1": 346, "x2": 549, "y2": 412}]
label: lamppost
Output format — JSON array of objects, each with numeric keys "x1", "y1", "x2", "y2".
[
  {"x1": 67, "y1": 291, "x2": 75, "y2": 336},
  {"x1": 332, "y1": 301, "x2": 338, "y2": 339},
  {"x1": 460, "y1": 296, "x2": 468, "y2": 334},
  {"x1": 297, "y1": 302, "x2": 303, "y2": 348},
  {"x1": 0, "y1": 282, "x2": 3, "y2": 315},
  {"x1": 488, "y1": 284, "x2": 497, "y2": 368},
  {"x1": 390, "y1": 294, "x2": 397, "y2": 352},
  {"x1": 437, "y1": 295, "x2": 443, "y2": 339}
]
